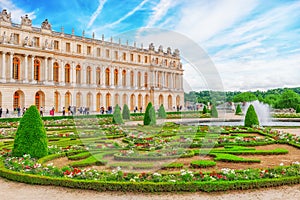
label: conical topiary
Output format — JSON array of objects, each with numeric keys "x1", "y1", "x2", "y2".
[
  {"x1": 122, "y1": 104, "x2": 130, "y2": 120},
  {"x1": 157, "y1": 104, "x2": 167, "y2": 119},
  {"x1": 235, "y1": 104, "x2": 243, "y2": 115},
  {"x1": 211, "y1": 105, "x2": 218, "y2": 118},
  {"x1": 149, "y1": 106, "x2": 157, "y2": 125},
  {"x1": 144, "y1": 102, "x2": 153, "y2": 125},
  {"x1": 244, "y1": 104, "x2": 259, "y2": 127},
  {"x1": 202, "y1": 105, "x2": 208, "y2": 114},
  {"x1": 112, "y1": 104, "x2": 123, "y2": 124},
  {"x1": 12, "y1": 105, "x2": 48, "y2": 158}
]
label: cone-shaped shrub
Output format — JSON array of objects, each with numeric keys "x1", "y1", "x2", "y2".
[
  {"x1": 244, "y1": 104, "x2": 259, "y2": 127},
  {"x1": 211, "y1": 105, "x2": 218, "y2": 118},
  {"x1": 12, "y1": 105, "x2": 48, "y2": 158},
  {"x1": 112, "y1": 104, "x2": 123, "y2": 124},
  {"x1": 235, "y1": 104, "x2": 243, "y2": 115},
  {"x1": 149, "y1": 106, "x2": 157, "y2": 125},
  {"x1": 144, "y1": 102, "x2": 153, "y2": 125},
  {"x1": 296, "y1": 105, "x2": 300, "y2": 113},
  {"x1": 202, "y1": 105, "x2": 208, "y2": 114},
  {"x1": 157, "y1": 104, "x2": 167, "y2": 119},
  {"x1": 122, "y1": 104, "x2": 130, "y2": 120}
]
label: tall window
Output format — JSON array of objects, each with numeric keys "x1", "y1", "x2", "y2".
[
  {"x1": 53, "y1": 62, "x2": 59, "y2": 82},
  {"x1": 76, "y1": 65, "x2": 81, "y2": 84},
  {"x1": 12, "y1": 57, "x2": 20, "y2": 80},
  {"x1": 87, "y1": 46, "x2": 91, "y2": 55},
  {"x1": 54, "y1": 40, "x2": 59, "y2": 50},
  {"x1": 122, "y1": 70, "x2": 126, "y2": 87},
  {"x1": 114, "y1": 51, "x2": 118, "y2": 59},
  {"x1": 122, "y1": 52, "x2": 126, "y2": 61},
  {"x1": 130, "y1": 71, "x2": 134, "y2": 87},
  {"x1": 66, "y1": 42, "x2": 71, "y2": 52},
  {"x1": 97, "y1": 48, "x2": 101, "y2": 57},
  {"x1": 138, "y1": 55, "x2": 141, "y2": 62},
  {"x1": 96, "y1": 67, "x2": 101, "y2": 86},
  {"x1": 13, "y1": 91, "x2": 20, "y2": 109},
  {"x1": 105, "y1": 68, "x2": 110, "y2": 86},
  {"x1": 34, "y1": 59, "x2": 40, "y2": 81},
  {"x1": 77, "y1": 44, "x2": 81, "y2": 54},
  {"x1": 130, "y1": 53, "x2": 134, "y2": 62},
  {"x1": 86, "y1": 66, "x2": 92, "y2": 84},
  {"x1": 13, "y1": 34, "x2": 20, "y2": 44},
  {"x1": 106, "y1": 49, "x2": 110, "y2": 58},
  {"x1": 65, "y1": 64, "x2": 70, "y2": 83},
  {"x1": 33, "y1": 37, "x2": 40, "y2": 47},
  {"x1": 144, "y1": 56, "x2": 148, "y2": 63},
  {"x1": 144, "y1": 72, "x2": 148, "y2": 88},
  {"x1": 114, "y1": 69, "x2": 118, "y2": 86},
  {"x1": 137, "y1": 72, "x2": 141, "y2": 88}
]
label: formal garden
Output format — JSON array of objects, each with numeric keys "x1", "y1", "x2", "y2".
[{"x1": 0, "y1": 104, "x2": 299, "y2": 192}]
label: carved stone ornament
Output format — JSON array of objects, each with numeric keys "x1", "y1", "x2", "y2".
[
  {"x1": 41, "y1": 19, "x2": 51, "y2": 30},
  {"x1": 0, "y1": 9, "x2": 12, "y2": 23},
  {"x1": 21, "y1": 14, "x2": 32, "y2": 26},
  {"x1": 149, "y1": 43, "x2": 155, "y2": 51}
]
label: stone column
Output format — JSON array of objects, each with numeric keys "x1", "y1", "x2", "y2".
[
  {"x1": 92, "y1": 65, "x2": 96, "y2": 86},
  {"x1": 126, "y1": 69, "x2": 130, "y2": 89},
  {"x1": 24, "y1": 55, "x2": 28, "y2": 83},
  {"x1": 134, "y1": 69, "x2": 138, "y2": 89},
  {"x1": 31, "y1": 56, "x2": 35, "y2": 83},
  {"x1": 140, "y1": 70, "x2": 144, "y2": 89},
  {"x1": 1, "y1": 52, "x2": 6, "y2": 82},
  {"x1": 9, "y1": 53, "x2": 14, "y2": 82},
  {"x1": 82, "y1": 64, "x2": 86, "y2": 86},
  {"x1": 101, "y1": 66, "x2": 105, "y2": 87},
  {"x1": 49, "y1": 58, "x2": 54, "y2": 83},
  {"x1": 71, "y1": 62, "x2": 75, "y2": 85},
  {"x1": 162, "y1": 72, "x2": 165, "y2": 89},
  {"x1": 44, "y1": 57, "x2": 48, "y2": 84},
  {"x1": 117, "y1": 67, "x2": 122, "y2": 87}
]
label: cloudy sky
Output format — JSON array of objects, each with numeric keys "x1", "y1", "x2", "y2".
[{"x1": 1, "y1": 0, "x2": 299, "y2": 92}]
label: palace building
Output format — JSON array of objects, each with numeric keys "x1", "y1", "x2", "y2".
[{"x1": 0, "y1": 9, "x2": 184, "y2": 114}]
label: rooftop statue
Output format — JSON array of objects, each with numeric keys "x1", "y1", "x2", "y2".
[
  {"x1": 21, "y1": 14, "x2": 32, "y2": 26},
  {"x1": 0, "y1": 9, "x2": 12, "y2": 23},
  {"x1": 41, "y1": 19, "x2": 51, "y2": 30}
]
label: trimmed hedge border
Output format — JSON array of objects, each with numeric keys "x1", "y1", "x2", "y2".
[{"x1": 0, "y1": 163, "x2": 300, "y2": 192}]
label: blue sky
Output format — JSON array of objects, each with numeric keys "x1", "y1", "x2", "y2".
[{"x1": 1, "y1": 0, "x2": 300, "y2": 91}]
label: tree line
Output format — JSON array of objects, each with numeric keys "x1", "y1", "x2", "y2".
[{"x1": 184, "y1": 87, "x2": 300, "y2": 109}]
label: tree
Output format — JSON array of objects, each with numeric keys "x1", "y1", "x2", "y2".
[
  {"x1": 233, "y1": 92, "x2": 257, "y2": 102},
  {"x1": 149, "y1": 106, "x2": 157, "y2": 125},
  {"x1": 143, "y1": 102, "x2": 153, "y2": 125},
  {"x1": 157, "y1": 104, "x2": 167, "y2": 119},
  {"x1": 122, "y1": 104, "x2": 130, "y2": 120},
  {"x1": 244, "y1": 105, "x2": 259, "y2": 127},
  {"x1": 112, "y1": 104, "x2": 123, "y2": 124},
  {"x1": 274, "y1": 90, "x2": 300, "y2": 109},
  {"x1": 202, "y1": 105, "x2": 208, "y2": 114},
  {"x1": 296, "y1": 105, "x2": 300, "y2": 113},
  {"x1": 211, "y1": 105, "x2": 218, "y2": 118},
  {"x1": 235, "y1": 104, "x2": 242, "y2": 115},
  {"x1": 12, "y1": 105, "x2": 48, "y2": 158}
]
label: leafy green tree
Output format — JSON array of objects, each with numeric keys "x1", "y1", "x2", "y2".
[
  {"x1": 235, "y1": 104, "x2": 242, "y2": 115},
  {"x1": 274, "y1": 90, "x2": 300, "y2": 109},
  {"x1": 144, "y1": 102, "x2": 153, "y2": 125},
  {"x1": 149, "y1": 106, "x2": 157, "y2": 125},
  {"x1": 296, "y1": 105, "x2": 300, "y2": 113},
  {"x1": 157, "y1": 104, "x2": 167, "y2": 119},
  {"x1": 202, "y1": 105, "x2": 208, "y2": 114},
  {"x1": 233, "y1": 92, "x2": 257, "y2": 102},
  {"x1": 122, "y1": 104, "x2": 130, "y2": 120},
  {"x1": 12, "y1": 105, "x2": 48, "y2": 158},
  {"x1": 112, "y1": 104, "x2": 123, "y2": 124},
  {"x1": 211, "y1": 105, "x2": 218, "y2": 118},
  {"x1": 244, "y1": 105, "x2": 259, "y2": 127}
]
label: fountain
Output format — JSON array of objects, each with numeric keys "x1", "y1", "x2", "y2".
[{"x1": 242, "y1": 100, "x2": 271, "y2": 126}]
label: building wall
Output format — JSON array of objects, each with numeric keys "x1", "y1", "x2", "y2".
[{"x1": 0, "y1": 10, "x2": 184, "y2": 113}]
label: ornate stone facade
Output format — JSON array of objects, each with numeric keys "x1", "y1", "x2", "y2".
[{"x1": 0, "y1": 10, "x2": 184, "y2": 114}]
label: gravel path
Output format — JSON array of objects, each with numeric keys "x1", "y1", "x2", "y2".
[{"x1": 0, "y1": 177, "x2": 299, "y2": 200}]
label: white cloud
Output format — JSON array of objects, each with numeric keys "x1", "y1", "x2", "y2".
[
  {"x1": 0, "y1": 0, "x2": 36, "y2": 23},
  {"x1": 87, "y1": 0, "x2": 107, "y2": 28}
]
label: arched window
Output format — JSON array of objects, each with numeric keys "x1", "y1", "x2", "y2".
[
  {"x1": 159, "y1": 94, "x2": 164, "y2": 106},
  {"x1": 65, "y1": 64, "x2": 70, "y2": 83},
  {"x1": 13, "y1": 57, "x2": 20, "y2": 80},
  {"x1": 87, "y1": 93, "x2": 92, "y2": 108},
  {"x1": 130, "y1": 94, "x2": 135, "y2": 111},
  {"x1": 166, "y1": 73, "x2": 170, "y2": 88},
  {"x1": 122, "y1": 70, "x2": 126, "y2": 87},
  {"x1": 35, "y1": 91, "x2": 45, "y2": 109},
  {"x1": 54, "y1": 91, "x2": 60, "y2": 112},
  {"x1": 53, "y1": 62, "x2": 59, "y2": 83},
  {"x1": 105, "y1": 68, "x2": 110, "y2": 86},
  {"x1": 106, "y1": 93, "x2": 111, "y2": 108},
  {"x1": 137, "y1": 72, "x2": 141, "y2": 88},
  {"x1": 115, "y1": 93, "x2": 119, "y2": 105},
  {"x1": 65, "y1": 92, "x2": 71, "y2": 109},
  {"x1": 130, "y1": 71, "x2": 134, "y2": 87},
  {"x1": 168, "y1": 95, "x2": 172, "y2": 110},
  {"x1": 96, "y1": 93, "x2": 101, "y2": 111},
  {"x1": 34, "y1": 59, "x2": 40, "y2": 81},
  {"x1": 76, "y1": 65, "x2": 81, "y2": 84},
  {"x1": 13, "y1": 91, "x2": 20, "y2": 109},
  {"x1": 96, "y1": 67, "x2": 101, "y2": 86},
  {"x1": 86, "y1": 66, "x2": 92, "y2": 85},
  {"x1": 157, "y1": 72, "x2": 162, "y2": 88},
  {"x1": 144, "y1": 72, "x2": 148, "y2": 88},
  {"x1": 114, "y1": 69, "x2": 118, "y2": 86},
  {"x1": 76, "y1": 92, "x2": 82, "y2": 108}
]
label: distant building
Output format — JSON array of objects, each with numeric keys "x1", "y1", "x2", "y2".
[{"x1": 0, "y1": 9, "x2": 184, "y2": 113}]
